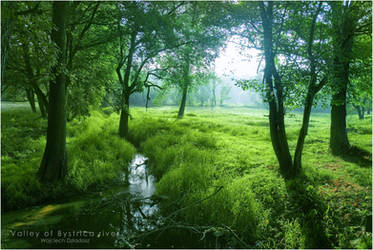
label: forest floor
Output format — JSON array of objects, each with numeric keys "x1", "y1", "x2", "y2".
[{"x1": 1, "y1": 104, "x2": 372, "y2": 249}]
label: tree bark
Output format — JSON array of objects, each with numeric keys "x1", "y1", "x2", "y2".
[
  {"x1": 353, "y1": 104, "x2": 364, "y2": 120},
  {"x1": 34, "y1": 88, "x2": 48, "y2": 118},
  {"x1": 118, "y1": 30, "x2": 136, "y2": 138},
  {"x1": 39, "y1": 1, "x2": 68, "y2": 182},
  {"x1": 260, "y1": 1, "x2": 293, "y2": 177},
  {"x1": 26, "y1": 88, "x2": 36, "y2": 112},
  {"x1": 294, "y1": 93, "x2": 314, "y2": 170},
  {"x1": 178, "y1": 54, "x2": 190, "y2": 118},
  {"x1": 119, "y1": 94, "x2": 130, "y2": 138},
  {"x1": 178, "y1": 85, "x2": 188, "y2": 118},
  {"x1": 293, "y1": 2, "x2": 324, "y2": 170},
  {"x1": 329, "y1": 3, "x2": 354, "y2": 155},
  {"x1": 1, "y1": 2, "x2": 13, "y2": 85}
]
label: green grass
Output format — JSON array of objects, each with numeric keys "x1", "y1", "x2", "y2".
[
  {"x1": 1, "y1": 109, "x2": 135, "y2": 211},
  {"x1": 2, "y1": 105, "x2": 371, "y2": 248},
  {"x1": 127, "y1": 106, "x2": 372, "y2": 248}
]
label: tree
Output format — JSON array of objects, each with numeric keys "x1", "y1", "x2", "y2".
[
  {"x1": 65, "y1": 2, "x2": 119, "y2": 120},
  {"x1": 114, "y1": 2, "x2": 182, "y2": 138},
  {"x1": 348, "y1": 35, "x2": 372, "y2": 120},
  {"x1": 219, "y1": 84, "x2": 232, "y2": 106},
  {"x1": 329, "y1": 1, "x2": 372, "y2": 154},
  {"x1": 158, "y1": 2, "x2": 227, "y2": 118},
  {"x1": 38, "y1": 1, "x2": 68, "y2": 182},
  {"x1": 236, "y1": 1, "x2": 330, "y2": 176},
  {"x1": 2, "y1": 2, "x2": 50, "y2": 117}
]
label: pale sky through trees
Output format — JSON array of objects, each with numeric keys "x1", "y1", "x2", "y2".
[{"x1": 215, "y1": 37, "x2": 261, "y2": 79}]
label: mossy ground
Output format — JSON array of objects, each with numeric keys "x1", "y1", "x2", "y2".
[{"x1": 1, "y1": 105, "x2": 372, "y2": 248}]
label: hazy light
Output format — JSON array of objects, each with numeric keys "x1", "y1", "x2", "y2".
[{"x1": 215, "y1": 37, "x2": 261, "y2": 79}]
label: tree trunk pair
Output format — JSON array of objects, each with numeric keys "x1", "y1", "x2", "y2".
[
  {"x1": 39, "y1": 1, "x2": 68, "y2": 182},
  {"x1": 260, "y1": 2, "x2": 294, "y2": 178},
  {"x1": 260, "y1": 2, "x2": 326, "y2": 177}
]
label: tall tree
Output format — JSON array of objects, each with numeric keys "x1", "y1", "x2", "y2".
[
  {"x1": 159, "y1": 2, "x2": 226, "y2": 118},
  {"x1": 39, "y1": 1, "x2": 68, "y2": 182},
  {"x1": 236, "y1": 1, "x2": 330, "y2": 175},
  {"x1": 329, "y1": 1, "x2": 371, "y2": 154},
  {"x1": 115, "y1": 2, "x2": 183, "y2": 138}
]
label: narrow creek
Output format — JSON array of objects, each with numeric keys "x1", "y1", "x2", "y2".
[
  {"x1": 2, "y1": 154, "x2": 218, "y2": 248},
  {"x1": 1, "y1": 154, "x2": 164, "y2": 248}
]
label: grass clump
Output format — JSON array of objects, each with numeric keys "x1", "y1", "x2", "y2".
[
  {"x1": 126, "y1": 106, "x2": 371, "y2": 248},
  {"x1": 2, "y1": 109, "x2": 135, "y2": 211}
]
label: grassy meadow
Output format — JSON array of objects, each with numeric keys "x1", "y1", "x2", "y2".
[{"x1": 1, "y1": 104, "x2": 372, "y2": 248}]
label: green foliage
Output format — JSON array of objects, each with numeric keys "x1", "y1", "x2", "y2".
[{"x1": 2, "y1": 108, "x2": 135, "y2": 211}]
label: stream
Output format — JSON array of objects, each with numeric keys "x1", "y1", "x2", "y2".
[
  {"x1": 2, "y1": 154, "x2": 219, "y2": 248},
  {"x1": 1, "y1": 154, "x2": 164, "y2": 248}
]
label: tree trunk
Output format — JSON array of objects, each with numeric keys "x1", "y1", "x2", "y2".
[
  {"x1": 178, "y1": 85, "x2": 188, "y2": 118},
  {"x1": 294, "y1": 93, "x2": 314, "y2": 170},
  {"x1": 26, "y1": 88, "x2": 36, "y2": 112},
  {"x1": 329, "y1": 3, "x2": 354, "y2": 155},
  {"x1": 361, "y1": 105, "x2": 365, "y2": 120},
  {"x1": 35, "y1": 88, "x2": 48, "y2": 118},
  {"x1": 330, "y1": 94, "x2": 350, "y2": 154},
  {"x1": 353, "y1": 104, "x2": 364, "y2": 120},
  {"x1": 119, "y1": 94, "x2": 130, "y2": 138},
  {"x1": 178, "y1": 54, "x2": 190, "y2": 118},
  {"x1": 117, "y1": 30, "x2": 136, "y2": 138},
  {"x1": 1, "y1": 2, "x2": 13, "y2": 85},
  {"x1": 212, "y1": 82, "x2": 216, "y2": 106},
  {"x1": 260, "y1": 1, "x2": 293, "y2": 177},
  {"x1": 39, "y1": 1, "x2": 68, "y2": 182},
  {"x1": 294, "y1": 2, "x2": 325, "y2": 171}
]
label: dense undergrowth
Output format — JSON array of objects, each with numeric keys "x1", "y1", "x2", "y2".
[
  {"x1": 2, "y1": 109, "x2": 135, "y2": 211},
  {"x1": 2, "y1": 106, "x2": 372, "y2": 248},
  {"x1": 127, "y1": 106, "x2": 372, "y2": 249}
]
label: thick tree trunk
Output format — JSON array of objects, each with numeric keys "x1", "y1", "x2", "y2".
[
  {"x1": 178, "y1": 85, "x2": 188, "y2": 118},
  {"x1": 330, "y1": 93, "x2": 350, "y2": 154},
  {"x1": 39, "y1": 1, "x2": 68, "y2": 182},
  {"x1": 330, "y1": 70, "x2": 350, "y2": 154},
  {"x1": 119, "y1": 94, "x2": 130, "y2": 138},
  {"x1": 26, "y1": 88, "x2": 36, "y2": 112},
  {"x1": 329, "y1": 3, "x2": 354, "y2": 155},
  {"x1": 117, "y1": 30, "x2": 136, "y2": 138}
]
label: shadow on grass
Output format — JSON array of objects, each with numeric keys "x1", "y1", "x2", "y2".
[
  {"x1": 285, "y1": 172, "x2": 331, "y2": 249},
  {"x1": 340, "y1": 146, "x2": 372, "y2": 167}
]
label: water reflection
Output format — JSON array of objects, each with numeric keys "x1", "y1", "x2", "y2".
[{"x1": 3, "y1": 154, "x2": 161, "y2": 249}]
